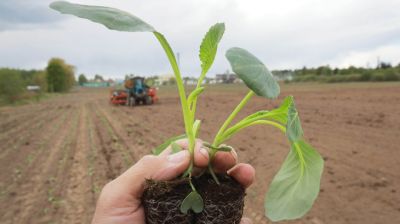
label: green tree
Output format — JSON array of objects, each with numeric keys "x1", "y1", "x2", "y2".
[
  {"x1": 169, "y1": 77, "x2": 176, "y2": 85},
  {"x1": 46, "y1": 58, "x2": 75, "y2": 92},
  {"x1": 145, "y1": 76, "x2": 158, "y2": 86},
  {"x1": 20, "y1": 69, "x2": 39, "y2": 84},
  {"x1": 383, "y1": 69, "x2": 399, "y2": 81},
  {"x1": 379, "y1": 62, "x2": 392, "y2": 69},
  {"x1": 0, "y1": 69, "x2": 25, "y2": 103},
  {"x1": 333, "y1": 68, "x2": 339, "y2": 75},
  {"x1": 316, "y1": 65, "x2": 332, "y2": 76},
  {"x1": 301, "y1": 66, "x2": 308, "y2": 76},
  {"x1": 183, "y1": 77, "x2": 190, "y2": 85},
  {"x1": 32, "y1": 71, "x2": 48, "y2": 93},
  {"x1": 94, "y1": 74, "x2": 104, "y2": 82},
  {"x1": 78, "y1": 73, "x2": 88, "y2": 85},
  {"x1": 66, "y1": 65, "x2": 76, "y2": 88}
]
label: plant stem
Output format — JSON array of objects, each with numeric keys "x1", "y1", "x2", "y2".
[
  {"x1": 188, "y1": 177, "x2": 196, "y2": 191},
  {"x1": 190, "y1": 71, "x2": 207, "y2": 119},
  {"x1": 212, "y1": 91, "x2": 255, "y2": 151},
  {"x1": 208, "y1": 163, "x2": 220, "y2": 185},
  {"x1": 153, "y1": 32, "x2": 195, "y2": 162},
  {"x1": 219, "y1": 120, "x2": 286, "y2": 143},
  {"x1": 206, "y1": 91, "x2": 254, "y2": 184},
  {"x1": 251, "y1": 120, "x2": 286, "y2": 132}
]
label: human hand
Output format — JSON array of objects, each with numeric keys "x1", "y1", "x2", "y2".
[{"x1": 91, "y1": 139, "x2": 255, "y2": 224}]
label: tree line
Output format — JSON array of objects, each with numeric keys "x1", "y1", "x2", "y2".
[
  {"x1": 274, "y1": 62, "x2": 400, "y2": 83},
  {"x1": 0, "y1": 58, "x2": 75, "y2": 104}
]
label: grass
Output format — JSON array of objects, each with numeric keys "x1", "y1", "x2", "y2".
[
  {"x1": 46, "y1": 176, "x2": 64, "y2": 209},
  {"x1": 0, "y1": 92, "x2": 63, "y2": 107},
  {"x1": 13, "y1": 168, "x2": 22, "y2": 182},
  {"x1": 0, "y1": 189, "x2": 7, "y2": 199}
]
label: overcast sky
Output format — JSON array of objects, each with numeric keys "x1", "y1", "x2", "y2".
[{"x1": 1, "y1": 0, "x2": 400, "y2": 79}]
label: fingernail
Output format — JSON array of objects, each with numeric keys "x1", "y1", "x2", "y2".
[
  {"x1": 167, "y1": 150, "x2": 188, "y2": 163},
  {"x1": 241, "y1": 217, "x2": 252, "y2": 224},
  {"x1": 200, "y1": 147, "x2": 209, "y2": 158},
  {"x1": 230, "y1": 148, "x2": 238, "y2": 160}
]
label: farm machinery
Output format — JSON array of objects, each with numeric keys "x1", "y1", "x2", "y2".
[{"x1": 110, "y1": 77, "x2": 158, "y2": 106}]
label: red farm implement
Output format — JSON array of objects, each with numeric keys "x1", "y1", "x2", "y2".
[{"x1": 110, "y1": 77, "x2": 158, "y2": 106}]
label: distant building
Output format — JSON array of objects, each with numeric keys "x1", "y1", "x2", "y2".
[
  {"x1": 272, "y1": 70, "x2": 294, "y2": 81},
  {"x1": 83, "y1": 82, "x2": 110, "y2": 87},
  {"x1": 215, "y1": 73, "x2": 239, "y2": 84},
  {"x1": 183, "y1": 77, "x2": 198, "y2": 85},
  {"x1": 202, "y1": 77, "x2": 217, "y2": 84},
  {"x1": 106, "y1": 79, "x2": 116, "y2": 87},
  {"x1": 155, "y1": 74, "x2": 174, "y2": 86},
  {"x1": 26, "y1": 85, "x2": 40, "y2": 91}
]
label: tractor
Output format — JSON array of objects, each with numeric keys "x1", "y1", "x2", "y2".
[{"x1": 110, "y1": 77, "x2": 158, "y2": 106}]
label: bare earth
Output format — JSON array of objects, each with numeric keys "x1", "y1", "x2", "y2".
[{"x1": 0, "y1": 82, "x2": 399, "y2": 224}]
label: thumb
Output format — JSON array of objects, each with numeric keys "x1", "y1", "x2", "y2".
[
  {"x1": 240, "y1": 217, "x2": 253, "y2": 224},
  {"x1": 113, "y1": 150, "x2": 190, "y2": 198}
]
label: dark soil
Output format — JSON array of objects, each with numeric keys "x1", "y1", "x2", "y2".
[
  {"x1": 142, "y1": 173, "x2": 245, "y2": 224},
  {"x1": 143, "y1": 178, "x2": 194, "y2": 223},
  {"x1": 194, "y1": 174, "x2": 245, "y2": 224}
]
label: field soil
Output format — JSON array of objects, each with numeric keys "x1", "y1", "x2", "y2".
[{"x1": 0, "y1": 82, "x2": 399, "y2": 224}]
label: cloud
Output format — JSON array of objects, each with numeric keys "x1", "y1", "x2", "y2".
[
  {"x1": 0, "y1": 0, "x2": 399, "y2": 78},
  {"x1": 0, "y1": 0, "x2": 63, "y2": 31},
  {"x1": 329, "y1": 44, "x2": 400, "y2": 68}
]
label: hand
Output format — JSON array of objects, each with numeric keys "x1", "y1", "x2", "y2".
[{"x1": 92, "y1": 139, "x2": 255, "y2": 224}]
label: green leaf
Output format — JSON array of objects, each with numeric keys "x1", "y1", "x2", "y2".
[
  {"x1": 171, "y1": 142, "x2": 182, "y2": 154},
  {"x1": 180, "y1": 191, "x2": 204, "y2": 214},
  {"x1": 217, "y1": 96, "x2": 297, "y2": 144},
  {"x1": 242, "y1": 110, "x2": 270, "y2": 121},
  {"x1": 215, "y1": 145, "x2": 233, "y2": 152},
  {"x1": 203, "y1": 142, "x2": 232, "y2": 152},
  {"x1": 50, "y1": 1, "x2": 155, "y2": 32},
  {"x1": 240, "y1": 96, "x2": 293, "y2": 125},
  {"x1": 265, "y1": 140, "x2": 324, "y2": 221},
  {"x1": 264, "y1": 96, "x2": 293, "y2": 124},
  {"x1": 199, "y1": 23, "x2": 225, "y2": 75},
  {"x1": 188, "y1": 87, "x2": 205, "y2": 107},
  {"x1": 226, "y1": 47, "x2": 280, "y2": 98},
  {"x1": 152, "y1": 134, "x2": 186, "y2": 155},
  {"x1": 286, "y1": 98, "x2": 303, "y2": 142},
  {"x1": 192, "y1": 119, "x2": 201, "y2": 138}
]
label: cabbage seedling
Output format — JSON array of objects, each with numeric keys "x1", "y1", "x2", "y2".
[{"x1": 50, "y1": 1, "x2": 324, "y2": 222}]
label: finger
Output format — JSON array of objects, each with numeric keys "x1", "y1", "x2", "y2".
[
  {"x1": 159, "y1": 139, "x2": 189, "y2": 156},
  {"x1": 112, "y1": 150, "x2": 190, "y2": 198},
  {"x1": 240, "y1": 217, "x2": 253, "y2": 224},
  {"x1": 227, "y1": 163, "x2": 255, "y2": 188},
  {"x1": 160, "y1": 139, "x2": 209, "y2": 168},
  {"x1": 194, "y1": 140, "x2": 209, "y2": 167},
  {"x1": 211, "y1": 148, "x2": 238, "y2": 173}
]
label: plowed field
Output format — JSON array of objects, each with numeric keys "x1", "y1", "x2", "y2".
[{"x1": 0, "y1": 82, "x2": 399, "y2": 224}]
